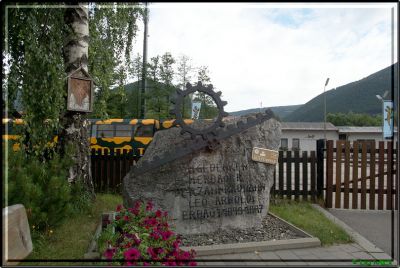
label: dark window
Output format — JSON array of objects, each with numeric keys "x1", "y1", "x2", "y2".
[
  {"x1": 356, "y1": 139, "x2": 375, "y2": 151},
  {"x1": 135, "y1": 124, "x2": 154, "y2": 137},
  {"x1": 339, "y1": 134, "x2": 347, "y2": 140},
  {"x1": 91, "y1": 125, "x2": 97, "y2": 138},
  {"x1": 280, "y1": 138, "x2": 288, "y2": 150},
  {"x1": 97, "y1": 125, "x2": 114, "y2": 138},
  {"x1": 115, "y1": 124, "x2": 133, "y2": 137},
  {"x1": 292, "y1": 138, "x2": 300, "y2": 150}
]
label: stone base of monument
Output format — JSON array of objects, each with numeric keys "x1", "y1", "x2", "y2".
[
  {"x1": 85, "y1": 212, "x2": 320, "y2": 259},
  {"x1": 180, "y1": 212, "x2": 320, "y2": 257}
]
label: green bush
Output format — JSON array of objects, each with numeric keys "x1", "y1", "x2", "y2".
[{"x1": 4, "y1": 145, "x2": 77, "y2": 232}]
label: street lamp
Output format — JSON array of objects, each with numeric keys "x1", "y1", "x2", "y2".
[{"x1": 324, "y1": 78, "x2": 330, "y2": 146}]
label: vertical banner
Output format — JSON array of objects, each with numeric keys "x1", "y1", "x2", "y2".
[
  {"x1": 191, "y1": 102, "x2": 201, "y2": 120},
  {"x1": 383, "y1": 100, "x2": 394, "y2": 139}
]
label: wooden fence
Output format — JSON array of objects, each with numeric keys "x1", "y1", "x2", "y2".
[
  {"x1": 91, "y1": 149, "x2": 136, "y2": 192},
  {"x1": 325, "y1": 140, "x2": 397, "y2": 210},
  {"x1": 271, "y1": 149, "x2": 321, "y2": 201},
  {"x1": 91, "y1": 140, "x2": 398, "y2": 210}
]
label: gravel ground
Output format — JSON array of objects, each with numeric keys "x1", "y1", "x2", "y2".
[{"x1": 180, "y1": 213, "x2": 307, "y2": 247}]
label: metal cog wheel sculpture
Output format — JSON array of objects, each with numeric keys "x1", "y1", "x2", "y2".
[{"x1": 170, "y1": 81, "x2": 229, "y2": 141}]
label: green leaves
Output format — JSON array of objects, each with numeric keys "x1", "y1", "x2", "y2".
[{"x1": 327, "y1": 112, "x2": 382, "y2": 126}]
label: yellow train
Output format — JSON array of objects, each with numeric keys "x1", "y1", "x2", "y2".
[{"x1": 3, "y1": 118, "x2": 193, "y2": 157}]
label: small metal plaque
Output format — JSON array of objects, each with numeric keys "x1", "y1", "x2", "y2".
[{"x1": 252, "y1": 147, "x2": 278, "y2": 165}]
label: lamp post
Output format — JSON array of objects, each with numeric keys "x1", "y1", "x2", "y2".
[{"x1": 324, "y1": 78, "x2": 330, "y2": 147}]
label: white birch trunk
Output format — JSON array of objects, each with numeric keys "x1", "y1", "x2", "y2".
[{"x1": 61, "y1": 4, "x2": 94, "y2": 196}]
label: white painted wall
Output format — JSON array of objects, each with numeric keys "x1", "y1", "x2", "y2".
[
  {"x1": 280, "y1": 130, "x2": 338, "y2": 151},
  {"x1": 280, "y1": 129, "x2": 397, "y2": 152},
  {"x1": 343, "y1": 132, "x2": 398, "y2": 145}
]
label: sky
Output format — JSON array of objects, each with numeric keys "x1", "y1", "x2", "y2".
[{"x1": 131, "y1": 3, "x2": 398, "y2": 113}]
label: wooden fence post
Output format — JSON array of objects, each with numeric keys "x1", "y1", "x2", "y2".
[{"x1": 316, "y1": 139, "x2": 325, "y2": 199}]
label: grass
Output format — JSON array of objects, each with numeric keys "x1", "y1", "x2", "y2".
[
  {"x1": 269, "y1": 198, "x2": 353, "y2": 246},
  {"x1": 21, "y1": 193, "x2": 122, "y2": 266}
]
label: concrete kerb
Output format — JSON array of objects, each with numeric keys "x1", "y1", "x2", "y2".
[
  {"x1": 311, "y1": 204, "x2": 385, "y2": 254},
  {"x1": 181, "y1": 237, "x2": 321, "y2": 256}
]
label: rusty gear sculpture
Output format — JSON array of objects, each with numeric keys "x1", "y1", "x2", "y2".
[
  {"x1": 131, "y1": 80, "x2": 276, "y2": 176},
  {"x1": 170, "y1": 81, "x2": 229, "y2": 140}
]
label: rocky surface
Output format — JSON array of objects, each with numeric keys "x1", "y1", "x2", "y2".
[
  {"x1": 180, "y1": 213, "x2": 306, "y2": 247},
  {"x1": 123, "y1": 112, "x2": 281, "y2": 235}
]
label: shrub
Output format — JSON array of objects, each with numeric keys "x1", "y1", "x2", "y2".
[
  {"x1": 98, "y1": 201, "x2": 197, "y2": 266},
  {"x1": 3, "y1": 144, "x2": 85, "y2": 233}
]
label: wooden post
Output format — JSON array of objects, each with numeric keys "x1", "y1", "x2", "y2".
[
  {"x1": 344, "y1": 141, "x2": 350, "y2": 209},
  {"x1": 287, "y1": 151, "x2": 292, "y2": 200},
  {"x1": 302, "y1": 151, "x2": 308, "y2": 200},
  {"x1": 316, "y1": 139, "x2": 325, "y2": 199},
  {"x1": 326, "y1": 140, "x2": 334, "y2": 208},
  {"x1": 279, "y1": 151, "x2": 284, "y2": 198},
  {"x1": 352, "y1": 141, "x2": 359, "y2": 209},
  {"x1": 294, "y1": 150, "x2": 300, "y2": 200},
  {"x1": 335, "y1": 141, "x2": 342, "y2": 208}
]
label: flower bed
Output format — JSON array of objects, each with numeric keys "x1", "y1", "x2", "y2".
[{"x1": 97, "y1": 201, "x2": 197, "y2": 266}]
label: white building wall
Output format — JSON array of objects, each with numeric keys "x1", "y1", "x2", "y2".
[
  {"x1": 345, "y1": 132, "x2": 398, "y2": 145},
  {"x1": 280, "y1": 130, "x2": 338, "y2": 151}
]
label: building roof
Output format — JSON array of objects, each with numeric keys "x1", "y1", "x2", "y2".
[{"x1": 281, "y1": 122, "x2": 337, "y2": 131}]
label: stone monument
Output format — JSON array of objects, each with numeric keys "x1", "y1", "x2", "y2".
[{"x1": 123, "y1": 82, "x2": 281, "y2": 235}]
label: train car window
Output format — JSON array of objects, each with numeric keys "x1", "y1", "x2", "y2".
[
  {"x1": 2, "y1": 121, "x2": 9, "y2": 135},
  {"x1": 115, "y1": 124, "x2": 132, "y2": 137},
  {"x1": 91, "y1": 124, "x2": 97, "y2": 138},
  {"x1": 97, "y1": 124, "x2": 114, "y2": 138},
  {"x1": 135, "y1": 124, "x2": 154, "y2": 137}
]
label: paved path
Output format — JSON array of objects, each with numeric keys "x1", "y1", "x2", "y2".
[
  {"x1": 328, "y1": 208, "x2": 398, "y2": 261},
  {"x1": 195, "y1": 243, "x2": 395, "y2": 266}
]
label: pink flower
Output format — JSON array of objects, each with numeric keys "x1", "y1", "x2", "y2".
[
  {"x1": 128, "y1": 207, "x2": 140, "y2": 216},
  {"x1": 163, "y1": 261, "x2": 177, "y2": 266},
  {"x1": 150, "y1": 231, "x2": 161, "y2": 240},
  {"x1": 160, "y1": 230, "x2": 173, "y2": 241},
  {"x1": 143, "y1": 262, "x2": 150, "y2": 266},
  {"x1": 172, "y1": 240, "x2": 180, "y2": 249},
  {"x1": 146, "y1": 200, "x2": 154, "y2": 211},
  {"x1": 133, "y1": 237, "x2": 141, "y2": 245},
  {"x1": 124, "y1": 248, "x2": 141, "y2": 261},
  {"x1": 134, "y1": 200, "x2": 142, "y2": 209},
  {"x1": 155, "y1": 210, "x2": 162, "y2": 218},
  {"x1": 116, "y1": 204, "x2": 123, "y2": 212},
  {"x1": 147, "y1": 247, "x2": 164, "y2": 260},
  {"x1": 179, "y1": 251, "x2": 191, "y2": 260},
  {"x1": 163, "y1": 211, "x2": 168, "y2": 217},
  {"x1": 123, "y1": 215, "x2": 130, "y2": 221},
  {"x1": 116, "y1": 215, "x2": 121, "y2": 220},
  {"x1": 188, "y1": 261, "x2": 197, "y2": 266},
  {"x1": 103, "y1": 247, "x2": 116, "y2": 260},
  {"x1": 143, "y1": 217, "x2": 158, "y2": 227}
]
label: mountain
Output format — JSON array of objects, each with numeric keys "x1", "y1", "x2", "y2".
[
  {"x1": 283, "y1": 63, "x2": 398, "y2": 122},
  {"x1": 229, "y1": 105, "x2": 302, "y2": 119}
]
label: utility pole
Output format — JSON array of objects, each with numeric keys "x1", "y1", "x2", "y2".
[
  {"x1": 323, "y1": 77, "x2": 329, "y2": 147},
  {"x1": 141, "y1": 2, "x2": 148, "y2": 118}
]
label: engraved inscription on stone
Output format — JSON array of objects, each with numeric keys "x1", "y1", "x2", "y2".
[{"x1": 252, "y1": 147, "x2": 278, "y2": 165}]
